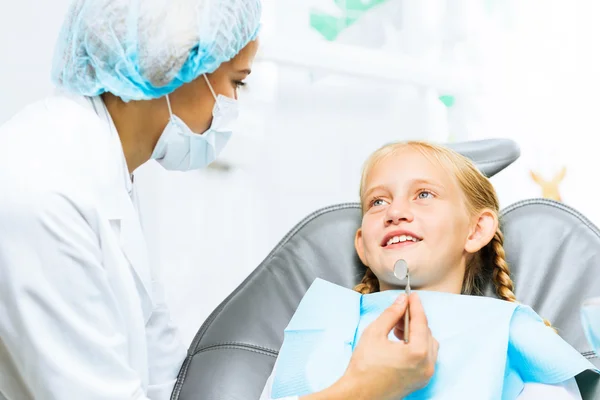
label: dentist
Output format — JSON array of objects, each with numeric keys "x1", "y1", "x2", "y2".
[{"x1": 0, "y1": 0, "x2": 438, "y2": 399}]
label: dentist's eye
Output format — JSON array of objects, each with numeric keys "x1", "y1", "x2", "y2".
[
  {"x1": 234, "y1": 80, "x2": 247, "y2": 89},
  {"x1": 417, "y1": 190, "x2": 434, "y2": 200}
]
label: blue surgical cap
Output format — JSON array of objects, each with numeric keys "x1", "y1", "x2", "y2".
[{"x1": 51, "y1": 0, "x2": 262, "y2": 101}]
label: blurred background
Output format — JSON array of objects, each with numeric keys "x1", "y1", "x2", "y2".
[{"x1": 1, "y1": 0, "x2": 599, "y2": 344}]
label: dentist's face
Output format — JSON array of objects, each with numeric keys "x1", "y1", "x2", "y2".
[
  {"x1": 355, "y1": 148, "x2": 473, "y2": 292},
  {"x1": 167, "y1": 39, "x2": 259, "y2": 133}
]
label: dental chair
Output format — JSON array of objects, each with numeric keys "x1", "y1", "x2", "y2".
[{"x1": 171, "y1": 139, "x2": 600, "y2": 400}]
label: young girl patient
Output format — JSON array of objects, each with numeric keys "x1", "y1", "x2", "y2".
[{"x1": 260, "y1": 141, "x2": 597, "y2": 400}]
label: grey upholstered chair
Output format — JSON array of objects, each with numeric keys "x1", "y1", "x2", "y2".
[{"x1": 171, "y1": 139, "x2": 600, "y2": 400}]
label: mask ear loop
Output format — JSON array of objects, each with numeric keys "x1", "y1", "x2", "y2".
[
  {"x1": 165, "y1": 95, "x2": 174, "y2": 117},
  {"x1": 165, "y1": 75, "x2": 219, "y2": 119},
  {"x1": 203, "y1": 74, "x2": 220, "y2": 110}
]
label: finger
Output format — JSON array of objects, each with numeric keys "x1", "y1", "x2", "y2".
[
  {"x1": 393, "y1": 325, "x2": 405, "y2": 341},
  {"x1": 392, "y1": 315, "x2": 405, "y2": 340},
  {"x1": 432, "y1": 338, "x2": 440, "y2": 360},
  {"x1": 395, "y1": 315, "x2": 405, "y2": 331},
  {"x1": 368, "y1": 294, "x2": 408, "y2": 336}
]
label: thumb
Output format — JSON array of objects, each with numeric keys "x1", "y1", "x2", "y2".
[{"x1": 369, "y1": 294, "x2": 408, "y2": 336}]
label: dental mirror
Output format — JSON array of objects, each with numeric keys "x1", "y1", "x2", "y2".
[
  {"x1": 394, "y1": 259, "x2": 408, "y2": 280},
  {"x1": 393, "y1": 259, "x2": 410, "y2": 343}
]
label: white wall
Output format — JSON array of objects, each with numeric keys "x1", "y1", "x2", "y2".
[
  {"x1": 482, "y1": 0, "x2": 600, "y2": 218},
  {"x1": 0, "y1": 1, "x2": 72, "y2": 123},
  {"x1": 2, "y1": 0, "x2": 600, "y2": 345}
]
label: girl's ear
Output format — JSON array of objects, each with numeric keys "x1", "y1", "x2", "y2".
[
  {"x1": 465, "y1": 209, "x2": 498, "y2": 254},
  {"x1": 355, "y1": 228, "x2": 368, "y2": 266}
]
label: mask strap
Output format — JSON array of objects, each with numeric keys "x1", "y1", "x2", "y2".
[
  {"x1": 203, "y1": 74, "x2": 219, "y2": 103},
  {"x1": 165, "y1": 95, "x2": 174, "y2": 116}
]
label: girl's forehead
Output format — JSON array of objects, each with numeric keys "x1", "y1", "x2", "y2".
[{"x1": 368, "y1": 148, "x2": 455, "y2": 185}]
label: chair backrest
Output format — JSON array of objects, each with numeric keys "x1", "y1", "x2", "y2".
[
  {"x1": 171, "y1": 140, "x2": 599, "y2": 399},
  {"x1": 494, "y1": 199, "x2": 600, "y2": 398}
]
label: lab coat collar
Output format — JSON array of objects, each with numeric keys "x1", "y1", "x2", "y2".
[
  {"x1": 61, "y1": 91, "x2": 153, "y2": 304},
  {"x1": 87, "y1": 95, "x2": 134, "y2": 197}
]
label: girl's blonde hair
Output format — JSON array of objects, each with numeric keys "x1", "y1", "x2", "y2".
[{"x1": 353, "y1": 141, "x2": 553, "y2": 328}]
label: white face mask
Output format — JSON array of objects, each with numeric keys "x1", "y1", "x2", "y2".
[{"x1": 151, "y1": 74, "x2": 239, "y2": 171}]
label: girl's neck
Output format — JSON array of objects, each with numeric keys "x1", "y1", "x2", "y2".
[{"x1": 379, "y1": 280, "x2": 462, "y2": 294}]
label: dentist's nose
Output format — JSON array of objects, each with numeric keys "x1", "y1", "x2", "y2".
[{"x1": 385, "y1": 199, "x2": 414, "y2": 226}]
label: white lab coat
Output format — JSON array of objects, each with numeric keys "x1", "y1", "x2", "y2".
[{"x1": 0, "y1": 92, "x2": 186, "y2": 400}]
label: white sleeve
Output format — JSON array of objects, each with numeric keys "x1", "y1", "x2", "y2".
[
  {"x1": 259, "y1": 358, "x2": 299, "y2": 400},
  {"x1": 0, "y1": 192, "x2": 150, "y2": 400},
  {"x1": 145, "y1": 278, "x2": 187, "y2": 399},
  {"x1": 517, "y1": 378, "x2": 582, "y2": 400}
]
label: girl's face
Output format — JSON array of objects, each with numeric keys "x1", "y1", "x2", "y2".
[{"x1": 355, "y1": 147, "x2": 496, "y2": 293}]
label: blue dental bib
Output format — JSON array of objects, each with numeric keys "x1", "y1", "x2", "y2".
[{"x1": 272, "y1": 279, "x2": 598, "y2": 399}]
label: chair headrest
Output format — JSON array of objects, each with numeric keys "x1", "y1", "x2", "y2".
[{"x1": 446, "y1": 138, "x2": 520, "y2": 177}]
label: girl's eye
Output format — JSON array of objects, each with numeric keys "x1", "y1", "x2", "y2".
[
  {"x1": 234, "y1": 80, "x2": 247, "y2": 89},
  {"x1": 370, "y1": 198, "x2": 389, "y2": 208},
  {"x1": 417, "y1": 191, "x2": 434, "y2": 200}
]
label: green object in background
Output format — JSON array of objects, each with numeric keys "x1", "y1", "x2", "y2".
[
  {"x1": 310, "y1": 1, "x2": 464, "y2": 143},
  {"x1": 441, "y1": 96, "x2": 456, "y2": 142},
  {"x1": 310, "y1": 0, "x2": 390, "y2": 41},
  {"x1": 439, "y1": 95, "x2": 456, "y2": 108},
  {"x1": 333, "y1": 0, "x2": 388, "y2": 12},
  {"x1": 310, "y1": 1, "x2": 457, "y2": 110},
  {"x1": 310, "y1": 13, "x2": 359, "y2": 41}
]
